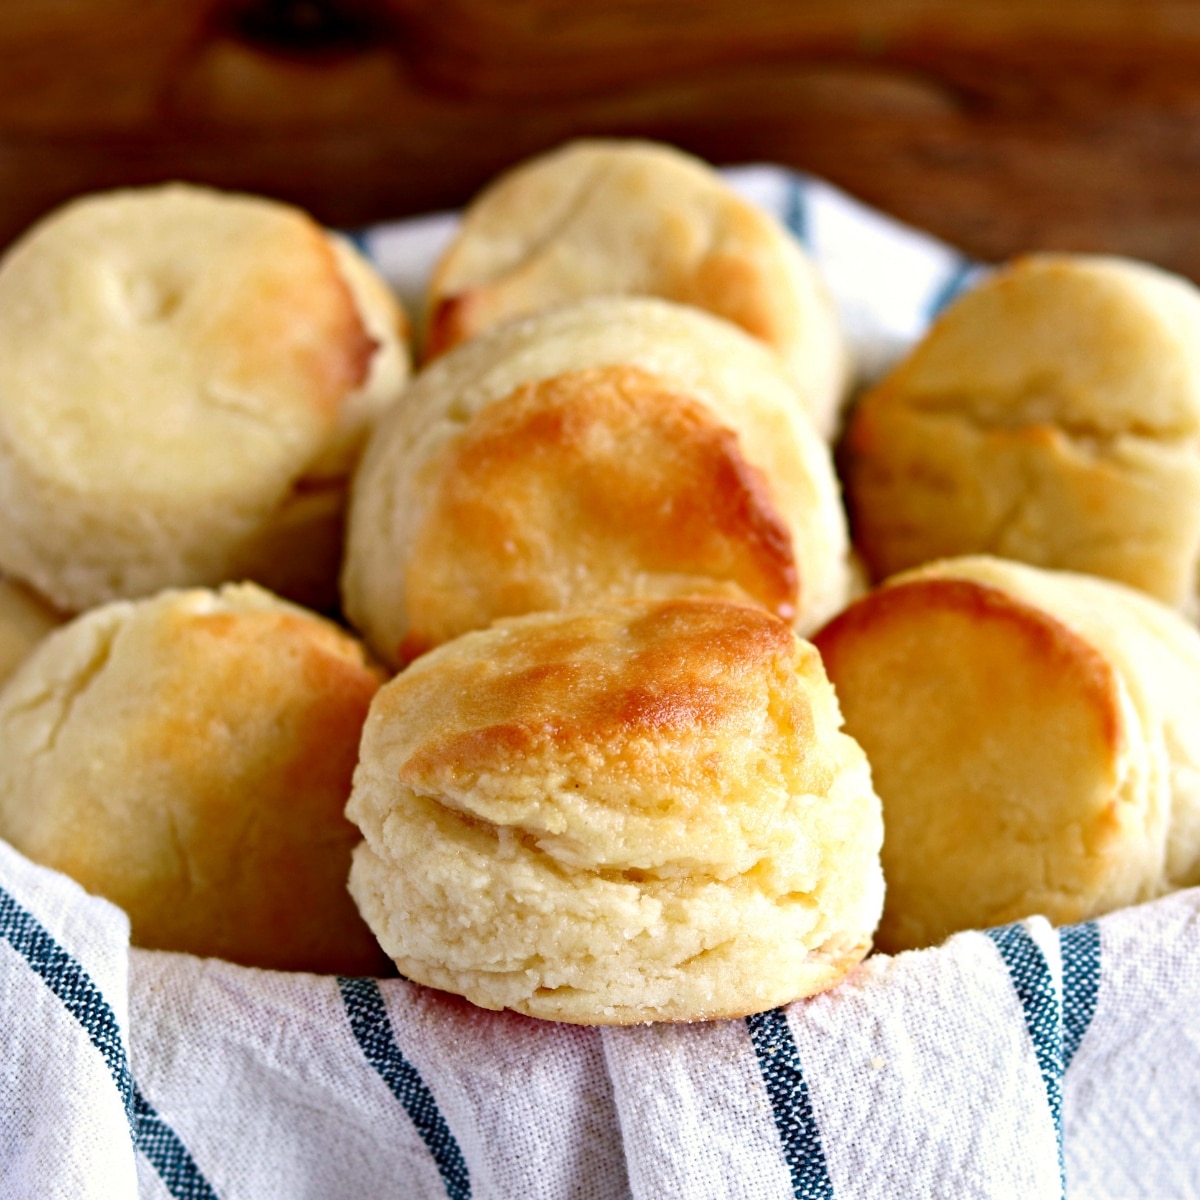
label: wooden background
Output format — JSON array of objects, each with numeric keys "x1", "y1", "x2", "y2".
[{"x1": 3, "y1": 0, "x2": 1200, "y2": 276}]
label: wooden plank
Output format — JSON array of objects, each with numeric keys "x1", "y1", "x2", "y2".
[{"x1": 0, "y1": 1, "x2": 1197, "y2": 277}]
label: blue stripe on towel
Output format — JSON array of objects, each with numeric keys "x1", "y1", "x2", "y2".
[
  {"x1": 987, "y1": 923, "x2": 1065, "y2": 1194},
  {"x1": 0, "y1": 884, "x2": 218, "y2": 1199},
  {"x1": 341, "y1": 227, "x2": 373, "y2": 260},
  {"x1": 1059, "y1": 921, "x2": 1101, "y2": 1070},
  {"x1": 131, "y1": 1088, "x2": 221, "y2": 1200},
  {"x1": 746, "y1": 1007, "x2": 835, "y2": 1200},
  {"x1": 925, "y1": 256, "x2": 979, "y2": 320},
  {"x1": 784, "y1": 175, "x2": 811, "y2": 247},
  {"x1": 339, "y1": 976, "x2": 471, "y2": 1200}
]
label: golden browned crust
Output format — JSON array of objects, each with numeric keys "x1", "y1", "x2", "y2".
[
  {"x1": 818, "y1": 575, "x2": 1126, "y2": 756},
  {"x1": 317, "y1": 233, "x2": 414, "y2": 481},
  {"x1": 400, "y1": 595, "x2": 805, "y2": 779},
  {"x1": 0, "y1": 584, "x2": 390, "y2": 975},
  {"x1": 398, "y1": 365, "x2": 798, "y2": 663},
  {"x1": 347, "y1": 595, "x2": 884, "y2": 1024},
  {"x1": 423, "y1": 290, "x2": 478, "y2": 362},
  {"x1": 813, "y1": 557, "x2": 1183, "y2": 952}
]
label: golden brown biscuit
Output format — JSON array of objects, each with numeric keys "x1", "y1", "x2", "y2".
[
  {"x1": 347, "y1": 595, "x2": 884, "y2": 1024},
  {"x1": 0, "y1": 184, "x2": 410, "y2": 614},
  {"x1": 425, "y1": 139, "x2": 848, "y2": 437},
  {"x1": 0, "y1": 583, "x2": 390, "y2": 975},
  {"x1": 814, "y1": 555, "x2": 1200, "y2": 953},
  {"x1": 343, "y1": 296, "x2": 850, "y2": 668},
  {"x1": 842, "y1": 254, "x2": 1200, "y2": 610}
]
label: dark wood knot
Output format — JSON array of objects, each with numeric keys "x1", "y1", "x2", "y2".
[{"x1": 226, "y1": 0, "x2": 387, "y2": 58}]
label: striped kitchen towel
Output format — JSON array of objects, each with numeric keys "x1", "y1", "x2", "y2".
[
  {"x1": 3, "y1": 835, "x2": 1198, "y2": 1199},
  {"x1": 2, "y1": 166, "x2": 1198, "y2": 1200}
]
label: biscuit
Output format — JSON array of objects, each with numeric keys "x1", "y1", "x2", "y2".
[
  {"x1": 0, "y1": 583, "x2": 390, "y2": 975},
  {"x1": 346, "y1": 595, "x2": 885, "y2": 1024},
  {"x1": 342, "y1": 296, "x2": 851, "y2": 667},
  {"x1": 814, "y1": 555, "x2": 1200, "y2": 952},
  {"x1": 841, "y1": 254, "x2": 1200, "y2": 610},
  {"x1": 0, "y1": 184, "x2": 410, "y2": 614},
  {"x1": 425, "y1": 139, "x2": 848, "y2": 437}
]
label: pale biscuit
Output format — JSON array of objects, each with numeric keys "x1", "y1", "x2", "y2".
[
  {"x1": 347, "y1": 595, "x2": 884, "y2": 1024},
  {"x1": 425, "y1": 139, "x2": 848, "y2": 437},
  {"x1": 0, "y1": 583, "x2": 390, "y2": 975},
  {"x1": 814, "y1": 555, "x2": 1200, "y2": 952},
  {"x1": 0, "y1": 184, "x2": 410, "y2": 614},
  {"x1": 842, "y1": 254, "x2": 1200, "y2": 611},
  {"x1": 343, "y1": 296, "x2": 850, "y2": 667}
]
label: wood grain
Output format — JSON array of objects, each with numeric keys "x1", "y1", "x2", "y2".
[{"x1": 1, "y1": 0, "x2": 1200, "y2": 277}]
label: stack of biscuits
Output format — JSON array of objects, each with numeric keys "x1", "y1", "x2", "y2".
[
  {"x1": 0, "y1": 139, "x2": 1196, "y2": 1023},
  {"x1": 833, "y1": 253, "x2": 1200, "y2": 950}
]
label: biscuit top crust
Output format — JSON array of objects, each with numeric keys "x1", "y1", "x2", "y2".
[
  {"x1": 422, "y1": 139, "x2": 848, "y2": 436},
  {"x1": 0, "y1": 183, "x2": 375, "y2": 500},
  {"x1": 341, "y1": 295, "x2": 851, "y2": 665},
  {"x1": 399, "y1": 365, "x2": 797, "y2": 661},
  {"x1": 357, "y1": 596, "x2": 843, "y2": 876},
  {"x1": 427, "y1": 139, "x2": 819, "y2": 358},
  {"x1": 865, "y1": 254, "x2": 1200, "y2": 436},
  {"x1": 816, "y1": 572, "x2": 1125, "y2": 759},
  {"x1": 400, "y1": 595, "x2": 801, "y2": 764},
  {"x1": 888, "y1": 554, "x2": 1200, "y2": 893}
]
